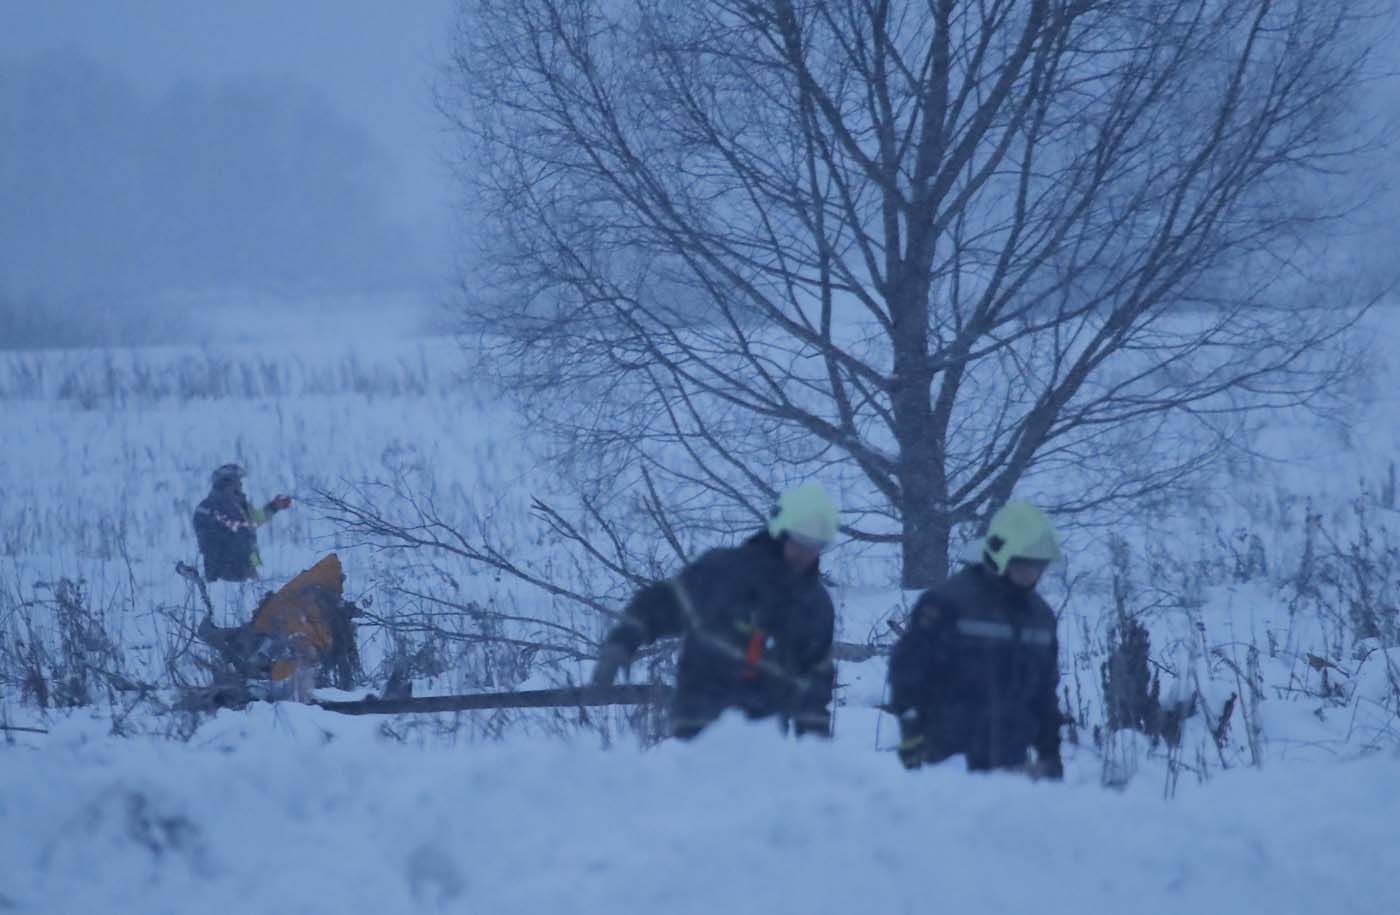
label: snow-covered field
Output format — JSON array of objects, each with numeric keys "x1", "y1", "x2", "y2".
[
  {"x1": 2, "y1": 313, "x2": 1399, "y2": 912},
  {"x1": 3, "y1": 709, "x2": 1396, "y2": 914}
]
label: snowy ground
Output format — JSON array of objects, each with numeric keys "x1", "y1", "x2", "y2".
[
  {"x1": 3, "y1": 311, "x2": 1400, "y2": 912},
  {"x1": 3, "y1": 708, "x2": 1396, "y2": 915}
]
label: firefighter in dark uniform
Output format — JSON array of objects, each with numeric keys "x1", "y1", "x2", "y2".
[
  {"x1": 192, "y1": 463, "x2": 293, "y2": 582},
  {"x1": 888, "y1": 500, "x2": 1064, "y2": 778},
  {"x1": 591, "y1": 484, "x2": 839, "y2": 739}
]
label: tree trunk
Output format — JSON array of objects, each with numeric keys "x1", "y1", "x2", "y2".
[
  {"x1": 889, "y1": 252, "x2": 948, "y2": 589},
  {"x1": 899, "y1": 471, "x2": 951, "y2": 589}
]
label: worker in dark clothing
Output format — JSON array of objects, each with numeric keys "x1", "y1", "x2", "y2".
[
  {"x1": 592, "y1": 483, "x2": 840, "y2": 739},
  {"x1": 192, "y1": 463, "x2": 293, "y2": 582},
  {"x1": 888, "y1": 500, "x2": 1064, "y2": 778}
]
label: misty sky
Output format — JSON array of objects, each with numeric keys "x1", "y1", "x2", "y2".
[
  {"x1": 2, "y1": 2, "x2": 1397, "y2": 346},
  {"x1": 1, "y1": 1, "x2": 457, "y2": 342}
]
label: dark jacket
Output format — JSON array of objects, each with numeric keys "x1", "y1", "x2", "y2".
[
  {"x1": 193, "y1": 487, "x2": 271, "y2": 582},
  {"x1": 888, "y1": 563, "x2": 1061, "y2": 771},
  {"x1": 603, "y1": 531, "x2": 836, "y2": 738}
]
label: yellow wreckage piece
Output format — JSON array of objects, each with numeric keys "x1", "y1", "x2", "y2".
[{"x1": 253, "y1": 553, "x2": 343, "y2": 683}]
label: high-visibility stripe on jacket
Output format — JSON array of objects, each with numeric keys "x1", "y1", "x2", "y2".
[{"x1": 193, "y1": 488, "x2": 273, "y2": 581}]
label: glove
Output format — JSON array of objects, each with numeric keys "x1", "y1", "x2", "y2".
[
  {"x1": 897, "y1": 733, "x2": 926, "y2": 770},
  {"x1": 591, "y1": 641, "x2": 630, "y2": 687},
  {"x1": 266, "y1": 494, "x2": 293, "y2": 512},
  {"x1": 897, "y1": 709, "x2": 926, "y2": 770},
  {"x1": 1028, "y1": 753, "x2": 1063, "y2": 781}
]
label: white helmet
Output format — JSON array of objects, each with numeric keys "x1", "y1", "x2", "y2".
[
  {"x1": 768, "y1": 483, "x2": 839, "y2": 549},
  {"x1": 982, "y1": 500, "x2": 1060, "y2": 575}
]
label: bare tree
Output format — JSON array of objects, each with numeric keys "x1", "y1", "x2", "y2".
[{"x1": 443, "y1": 0, "x2": 1382, "y2": 587}]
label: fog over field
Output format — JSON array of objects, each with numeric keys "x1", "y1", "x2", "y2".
[{"x1": 0, "y1": 0, "x2": 456, "y2": 347}]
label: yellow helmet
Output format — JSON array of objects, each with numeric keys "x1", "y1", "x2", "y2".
[
  {"x1": 982, "y1": 500, "x2": 1060, "y2": 574},
  {"x1": 767, "y1": 483, "x2": 839, "y2": 548}
]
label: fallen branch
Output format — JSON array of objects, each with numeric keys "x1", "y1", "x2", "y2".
[
  {"x1": 0, "y1": 724, "x2": 49, "y2": 735},
  {"x1": 316, "y1": 683, "x2": 673, "y2": 716}
]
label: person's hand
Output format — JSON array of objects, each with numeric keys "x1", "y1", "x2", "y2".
[
  {"x1": 267, "y1": 494, "x2": 294, "y2": 512},
  {"x1": 591, "y1": 642, "x2": 630, "y2": 687},
  {"x1": 897, "y1": 733, "x2": 926, "y2": 770},
  {"x1": 897, "y1": 709, "x2": 926, "y2": 770}
]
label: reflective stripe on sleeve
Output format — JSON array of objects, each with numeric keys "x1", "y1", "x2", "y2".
[
  {"x1": 1021, "y1": 628, "x2": 1054, "y2": 646},
  {"x1": 956, "y1": 619, "x2": 1015, "y2": 640},
  {"x1": 956, "y1": 618, "x2": 1055, "y2": 646}
]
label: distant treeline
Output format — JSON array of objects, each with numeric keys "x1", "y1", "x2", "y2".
[{"x1": 0, "y1": 293, "x2": 200, "y2": 350}]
